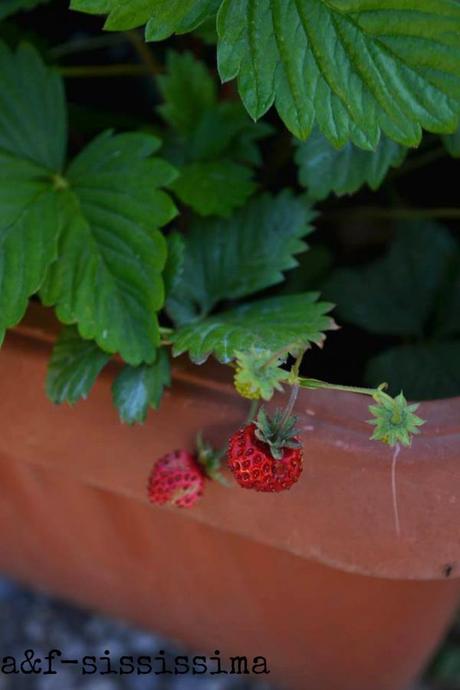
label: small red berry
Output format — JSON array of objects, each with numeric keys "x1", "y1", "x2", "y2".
[
  {"x1": 228, "y1": 422, "x2": 303, "y2": 492},
  {"x1": 148, "y1": 450, "x2": 205, "y2": 508}
]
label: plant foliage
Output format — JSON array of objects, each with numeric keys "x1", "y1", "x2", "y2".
[
  {"x1": 112, "y1": 349, "x2": 171, "y2": 424},
  {"x1": 71, "y1": 0, "x2": 460, "y2": 145},
  {"x1": 158, "y1": 51, "x2": 269, "y2": 216},
  {"x1": 171, "y1": 293, "x2": 335, "y2": 364},
  {"x1": 0, "y1": 42, "x2": 177, "y2": 365},
  {"x1": 1, "y1": 0, "x2": 460, "y2": 430},
  {"x1": 295, "y1": 129, "x2": 406, "y2": 200},
  {"x1": 324, "y1": 222, "x2": 456, "y2": 337},
  {"x1": 47, "y1": 326, "x2": 110, "y2": 404},
  {"x1": 325, "y1": 222, "x2": 460, "y2": 399},
  {"x1": 167, "y1": 192, "x2": 315, "y2": 325},
  {"x1": 40, "y1": 131, "x2": 177, "y2": 365}
]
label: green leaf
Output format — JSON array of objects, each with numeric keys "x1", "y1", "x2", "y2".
[
  {"x1": 161, "y1": 102, "x2": 271, "y2": 171},
  {"x1": 46, "y1": 326, "x2": 110, "y2": 404},
  {"x1": 163, "y1": 231, "x2": 185, "y2": 297},
  {"x1": 71, "y1": 0, "x2": 220, "y2": 36},
  {"x1": 69, "y1": 0, "x2": 113, "y2": 14},
  {"x1": 0, "y1": 43, "x2": 178, "y2": 365},
  {"x1": 0, "y1": 43, "x2": 67, "y2": 342},
  {"x1": 72, "y1": 0, "x2": 460, "y2": 145},
  {"x1": 0, "y1": 0, "x2": 51, "y2": 20},
  {"x1": 442, "y1": 126, "x2": 460, "y2": 157},
  {"x1": 0, "y1": 42, "x2": 67, "y2": 171},
  {"x1": 170, "y1": 159, "x2": 256, "y2": 217},
  {"x1": 157, "y1": 53, "x2": 269, "y2": 219},
  {"x1": 146, "y1": 0, "x2": 220, "y2": 39},
  {"x1": 167, "y1": 192, "x2": 315, "y2": 325},
  {"x1": 0, "y1": 171, "x2": 60, "y2": 345},
  {"x1": 367, "y1": 342, "x2": 460, "y2": 401},
  {"x1": 296, "y1": 129, "x2": 406, "y2": 200},
  {"x1": 157, "y1": 51, "x2": 217, "y2": 135},
  {"x1": 158, "y1": 52, "x2": 272, "y2": 167},
  {"x1": 112, "y1": 348, "x2": 171, "y2": 424},
  {"x1": 324, "y1": 222, "x2": 457, "y2": 337},
  {"x1": 217, "y1": 0, "x2": 460, "y2": 145},
  {"x1": 186, "y1": 103, "x2": 271, "y2": 164},
  {"x1": 157, "y1": 52, "x2": 272, "y2": 224},
  {"x1": 170, "y1": 293, "x2": 335, "y2": 364},
  {"x1": 40, "y1": 131, "x2": 178, "y2": 366}
]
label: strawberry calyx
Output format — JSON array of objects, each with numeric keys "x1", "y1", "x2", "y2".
[
  {"x1": 233, "y1": 349, "x2": 290, "y2": 401},
  {"x1": 254, "y1": 407, "x2": 301, "y2": 460},
  {"x1": 196, "y1": 433, "x2": 229, "y2": 486}
]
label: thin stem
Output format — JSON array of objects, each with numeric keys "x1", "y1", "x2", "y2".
[
  {"x1": 196, "y1": 433, "x2": 228, "y2": 480},
  {"x1": 263, "y1": 342, "x2": 303, "y2": 369},
  {"x1": 391, "y1": 444, "x2": 401, "y2": 538},
  {"x1": 49, "y1": 34, "x2": 128, "y2": 58},
  {"x1": 126, "y1": 30, "x2": 162, "y2": 76},
  {"x1": 291, "y1": 350, "x2": 305, "y2": 380},
  {"x1": 298, "y1": 377, "x2": 385, "y2": 397},
  {"x1": 245, "y1": 400, "x2": 259, "y2": 425},
  {"x1": 280, "y1": 384, "x2": 300, "y2": 429},
  {"x1": 390, "y1": 146, "x2": 446, "y2": 179},
  {"x1": 59, "y1": 64, "x2": 150, "y2": 78},
  {"x1": 323, "y1": 206, "x2": 460, "y2": 222}
]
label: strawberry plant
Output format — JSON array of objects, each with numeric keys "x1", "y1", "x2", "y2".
[{"x1": 2, "y1": 0, "x2": 460, "y2": 482}]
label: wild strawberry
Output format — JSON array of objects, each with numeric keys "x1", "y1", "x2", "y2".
[
  {"x1": 148, "y1": 437, "x2": 227, "y2": 509},
  {"x1": 148, "y1": 450, "x2": 205, "y2": 508},
  {"x1": 228, "y1": 408, "x2": 303, "y2": 492}
]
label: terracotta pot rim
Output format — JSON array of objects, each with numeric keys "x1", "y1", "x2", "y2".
[{"x1": 3, "y1": 304, "x2": 460, "y2": 582}]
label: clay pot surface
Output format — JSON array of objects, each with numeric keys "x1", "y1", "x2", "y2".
[{"x1": 0, "y1": 304, "x2": 460, "y2": 690}]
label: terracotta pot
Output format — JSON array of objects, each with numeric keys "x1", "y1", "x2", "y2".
[{"x1": 0, "y1": 304, "x2": 460, "y2": 689}]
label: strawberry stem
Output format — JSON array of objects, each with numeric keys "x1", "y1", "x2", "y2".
[
  {"x1": 291, "y1": 351, "x2": 305, "y2": 379},
  {"x1": 196, "y1": 432, "x2": 226, "y2": 475},
  {"x1": 279, "y1": 384, "x2": 300, "y2": 433},
  {"x1": 298, "y1": 377, "x2": 388, "y2": 397},
  {"x1": 245, "y1": 399, "x2": 259, "y2": 425}
]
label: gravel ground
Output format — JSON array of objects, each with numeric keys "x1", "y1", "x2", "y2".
[
  {"x1": 0, "y1": 577, "x2": 457, "y2": 690},
  {"x1": 0, "y1": 578, "x2": 274, "y2": 690}
]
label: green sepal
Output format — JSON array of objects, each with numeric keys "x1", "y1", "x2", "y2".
[
  {"x1": 254, "y1": 408, "x2": 301, "y2": 460},
  {"x1": 233, "y1": 348, "x2": 290, "y2": 401},
  {"x1": 368, "y1": 390, "x2": 425, "y2": 447},
  {"x1": 195, "y1": 432, "x2": 229, "y2": 486}
]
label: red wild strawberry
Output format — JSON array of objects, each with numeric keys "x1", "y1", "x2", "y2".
[
  {"x1": 148, "y1": 450, "x2": 205, "y2": 508},
  {"x1": 228, "y1": 408, "x2": 303, "y2": 492}
]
